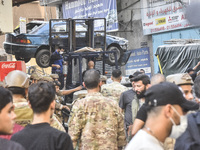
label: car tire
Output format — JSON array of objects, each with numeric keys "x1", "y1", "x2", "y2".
[
  {"x1": 36, "y1": 49, "x2": 50, "y2": 68},
  {"x1": 15, "y1": 56, "x2": 31, "y2": 63},
  {"x1": 106, "y1": 45, "x2": 124, "y2": 66}
]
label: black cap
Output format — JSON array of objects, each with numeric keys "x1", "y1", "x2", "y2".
[{"x1": 145, "y1": 82, "x2": 199, "y2": 110}]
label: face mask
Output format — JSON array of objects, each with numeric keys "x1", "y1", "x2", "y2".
[
  {"x1": 59, "y1": 51, "x2": 64, "y2": 55},
  {"x1": 169, "y1": 106, "x2": 188, "y2": 139}
]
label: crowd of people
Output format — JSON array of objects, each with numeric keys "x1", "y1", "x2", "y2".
[{"x1": 1, "y1": 63, "x2": 200, "y2": 150}]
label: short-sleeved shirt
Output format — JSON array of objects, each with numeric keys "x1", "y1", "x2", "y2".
[
  {"x1": 119, "y1": 89, "x2": 136, "y2": 127},
  {"x1": 125, "y1": 129, "x2": 164, "y2": 150},
  {"x1": 136, "y1": 104, "x2": 148, "y2": 122}
]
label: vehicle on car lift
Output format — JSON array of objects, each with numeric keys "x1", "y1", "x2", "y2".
[{"x1": 4, "y1": 20, "x2": 129, "y2": 68}]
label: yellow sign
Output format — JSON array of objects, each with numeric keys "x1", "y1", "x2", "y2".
[{"x1": 155, "y1": 18, "x2": 166, "y2": 26}]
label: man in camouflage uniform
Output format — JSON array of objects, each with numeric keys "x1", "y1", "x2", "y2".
[
  {"x1": 53, "y1": 80, "x2": 82, "y2": 118},
  {"x1": 100, "y1": 75, "x2": 107, "y2": 85},
  {"x1": 30, "y1": 72, "x2": 42, "y2": 84},
  {"x1": 68, "y1": 69, "x2": 126, "y2": 150},
  {"x1": 4, "y1": 70, "x2": 65, "y2": 132},
  {"x1": 101, "y1": 69, "x2": 128, "y2": 103},
  {"x1": 50, "y1": 73, "x2": 59, "y2": 81}
]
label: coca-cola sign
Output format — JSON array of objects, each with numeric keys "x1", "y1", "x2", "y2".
[{"x1": 1, "y1": 63, "x2": 16, "y2": 69}]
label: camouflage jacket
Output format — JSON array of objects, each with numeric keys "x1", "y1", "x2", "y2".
[
  {"x1": 50, "y1": 114, "x2": 66, "y2": 132},
  {"x1": 14, "y1": 98, "x2": 65, "y2": 132},
  {"x1": 14, "y1": 98, "x2": 33, "y2": 127},
  {"x1": 101, "y1": 82, "x2": 128, "y2": 103},
  {"x1": 68, "y1": 92, "x2": 126, "y2": 150}
]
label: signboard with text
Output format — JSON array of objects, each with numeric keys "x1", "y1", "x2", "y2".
[
  {"x1": 141, "y1": 0, "x2": 194, "y2": 35},
  {"x1": 125, "y1": 47, "x2": 151, "y2": 77},
  {"x1": 62, "y1": 0, "x2": 118, "y2": 32}
]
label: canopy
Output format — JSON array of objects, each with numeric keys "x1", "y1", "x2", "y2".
[{"x1": 155, "y1": 44, "x2": 200, "y2": 76}]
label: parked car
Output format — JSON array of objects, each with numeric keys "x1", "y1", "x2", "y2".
[{"x1": 4, "y1": 21, "x2": 129, "y2": 68}]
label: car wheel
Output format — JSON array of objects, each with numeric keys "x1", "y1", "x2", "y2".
[
  {"x1": 15, "y1": 56, "x2": 31, "y2": 63},
  {"x1": 106, "y1": 45, "x2": 124, "y2": 66},
  {"x1": 36, "y1": 49, "x2": 50, "y2": 68}
]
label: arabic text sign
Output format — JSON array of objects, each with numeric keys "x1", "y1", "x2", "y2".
[
  {"x1": 126, "y1": 47, "x2": 151, "y2": 77},
  {"x1": 141, "y1": 0, "x2": 192, "y2": 35},
  {"x1": 62, "y1": 0, "x2": 118, "y2": 31}
]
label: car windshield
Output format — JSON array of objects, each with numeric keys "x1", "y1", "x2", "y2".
[
  {"x1": 29, "y1": 23, "x2": 47, "y2": 34},
  {"x1": 14, "y1": 22, "x2": 43, "y2": 34}
]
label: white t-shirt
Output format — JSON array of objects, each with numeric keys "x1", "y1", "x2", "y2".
[{"x1": 125, "y1": 129, "x2": 164, "y2": 150}]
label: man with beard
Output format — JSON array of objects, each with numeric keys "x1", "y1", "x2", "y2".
[
  {"x1": 132, "y1": 74, "x2": 151, "y2": 105},
  {"x1": 128, "y1": 74, "x2": 151, "y2": 139},
  {"x1": 119, "y1": 71, "x2": 143, "y2": 141}
]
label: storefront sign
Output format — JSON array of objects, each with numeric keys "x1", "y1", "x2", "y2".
[{"x1": 141, "y1": 0, "x2": 194, "y2": 35}]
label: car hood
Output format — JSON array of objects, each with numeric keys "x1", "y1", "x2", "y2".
[{"x1": 106, "y1": 34, "x2": 128, "y2": 42}]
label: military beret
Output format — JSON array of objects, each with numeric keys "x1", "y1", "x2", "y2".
[
  {"x1": 39, "y1": 75, "x2": 54, "y2": 82},
  {"x1": 166, "y1": 73, "x2": 193, "y2": 85},
  {"x1": 50, "y1": 74, "x2": 59, "y2": 79},
  {"x1": 30, "y1": 72, "x2": 42, "y2": 80}
]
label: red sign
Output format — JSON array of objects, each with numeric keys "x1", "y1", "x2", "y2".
[{"x1": 0, "y1": 61, "x2": 26, "y2": 81}]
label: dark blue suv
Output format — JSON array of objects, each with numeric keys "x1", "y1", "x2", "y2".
[{"x1": 4, "y1": 21, "x2": 129, "y2": 68}]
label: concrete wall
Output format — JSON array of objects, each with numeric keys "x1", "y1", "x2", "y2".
[
  {"x1": 13, "y1": 1, "x2": 56, "y2": 29},
  {"x1": 109, "y1": 0, "x2": 154, "y2": 75},
  {"x1": 0, "y1": 0, "x2": 13, "y2": 33}
]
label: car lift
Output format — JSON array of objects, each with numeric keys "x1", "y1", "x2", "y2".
[{"x1": 49, "y1": 18, "x2": 119, "y2": 86}]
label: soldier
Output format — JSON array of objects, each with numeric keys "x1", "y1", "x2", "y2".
[
  {"x1": 0, "y1": 87, "x2": 25, "y2": 150},
  {"x1": 101, "y1": 69, "x2": 128, "y2": 103},
  {"x1": 68, "y1": 69, "x2": 126, "y2": 149},
  {"x1": 4, "y1": 70, "x2": 33, "y2": 126},
  {"x1": 167, "y1": 73, "x2": 194, "y2": 101},
  {"x1": 39, "y1": 75, "x2": 54, "y2": 82},
  {"x1": 50, "y1": 73, "x2": 59, "y2": 81},
  {"x1": 174, "y1": 75, "x2": 200, "y2": 149},
  {"x1": 164, "y1": 73, "x2": 196, "y2": 150},
  {"x1": 53, "y1": 80, "x2": 82, "y2": 112},
  {"x1": 4, "y1": 70, "x2": 66, "y2": 132},
  {"x1": 100, "y1": 75, "x2": 107, "y2": 85},
  {"x1": 30, "y1": 72, "x2": 42, "y2": 84}
]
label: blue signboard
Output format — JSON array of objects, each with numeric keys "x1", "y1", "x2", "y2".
[
  {"x1": 62, "y1": 0, "x2": 118, "y2": 32},
  {"x1": 126, "y1": 47, "x2": 151, "y2": 77}
]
